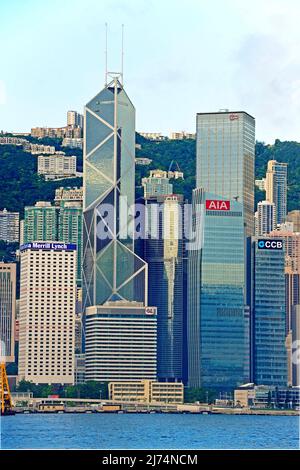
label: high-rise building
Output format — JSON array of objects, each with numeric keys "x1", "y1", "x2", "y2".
[
  {"x1": 67, "y1": 110, "x2": 84, "y2": 128},
  {"x1": 287, "y1": 210, "x2": 300, "y2": 232},
  {"x1": 0, "y1": 209, "x2": 19, "y2": 243},
  {"x1": 188, "y1": 190, "x2": 249, "y2": 389},
  {"x1": 144, "y1": 194, "x2": 184, "y2": 382},
  {"x1": 249, "y1": 238, "x2": 287, "y2": 386},
  {"x1": 257, "y1": 200, "x2": 276, "y2": 235},
  {"x1": 0, "y1": 263, "x2": 16, "y2": 363},
  {"x1": 196, "y1": 111, "x2": 255, "y2": 236},
  {"x1": 82, "y1": 76, "x2": 147, "y2": 309},
  {"x1": 291, "y1": 305, "x2": 300, "y2": 386},
  {"x1": 142, "y1": 170, "x2": 173, "y2": 199},
  {"x1": 24, "y1": 202, "x2": 58, "y2": 244},
  {"x1": 59, "y1": 201, "x2": 83, "y2": 285},
  {"x1": 265, "y1": 160, "x2": 288, "y2": 225},
  {"x1": 54, "y1": 186, "x2": 83, "y2": 205},
  {"x1": 85, "y1": 302, "x2": 157, "y2": 382},
  {"x1": 18, "y1": 242, "x2": 76, "y2": 384}
]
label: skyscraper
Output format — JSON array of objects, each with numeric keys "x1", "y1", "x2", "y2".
[
  {"x1": 24, "y1": 201, "x2": 58, "y2": 243},
  {"x1": 18, "y1": 242, "x2": 76, "y2": 384},
  {"x1": 196, "y1": 111, "x2": 255, "y2": 237},
  {"x1": 188, "y1": 190, "x2": 249, "y2": 389},
  {"x1": 265, "y1": 160, "x2": 288, "y2": 225},
  {"x1": 287, "y1": 210, "x2": 300, "y2": 232},
  {"x1": 257, "y1": 200, "x2": 276, "y2": 235},
  {"x1": 0, "y1": 209, "x2": 19, "y2": 243},
  {"x1": 67, "y1": 110, "x2": 84, "y2": 128},
  {"x1": 144, "y1": 194, "x2": 184, "y2": 382},
  {"x1": 0, "y1": 263, "x2": 16, "y2": 363},
  {"x1": 82, "y1": 76, "x2": 147, "y2": 309},
  {"x1": 250, "y1": 238, "x2": 287, "y2": 386}
]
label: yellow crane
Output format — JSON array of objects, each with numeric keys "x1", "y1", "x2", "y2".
[{"x1": 0, "y1": 362, "x2": 14, "y2": 415}]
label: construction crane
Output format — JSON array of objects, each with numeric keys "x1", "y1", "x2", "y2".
[{"x1": 0, "y1": 363, "x2": 14, "y2": 415}]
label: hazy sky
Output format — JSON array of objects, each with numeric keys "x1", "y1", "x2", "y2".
[{"x1": 1, "y1": 0, "x2": 299, "y2": 143}]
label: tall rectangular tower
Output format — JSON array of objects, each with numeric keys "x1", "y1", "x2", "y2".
[
  {"x1": 83, "y1": 77, "x2": 147, "y2": 310},
  {"x1": 196, "y1": 111, "x2": 255, "y2": 236},
  {"x1": 265, "y1": 160, "x2": 288, "y2": 225},
  {"x1": 0, "y1": 263, "x2": 16, "y2": 363}
]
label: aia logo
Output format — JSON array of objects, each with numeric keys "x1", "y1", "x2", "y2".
[
  {"x1": 206, "y1": 200, "x2": 230, "y2": 211},
  {"x1": 229, "y1": 114, "x2": 239, "y2": 121}
]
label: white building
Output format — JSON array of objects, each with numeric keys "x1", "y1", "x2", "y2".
[
  {"x1": 18, "y1": 242, "x2": 76, "y2": 384},
  {"x1": 170, "y1": 131, "x2": 195, "y2": 140},
  {"x1": 257, "y1": 200, "x2": 276, "y2": 235},
  {"x1": 29, "y1": 144, "x2": 56, "y2": 155},
  {"x1": 85, "y1": 302, "x2": 157, "y2": 382},
  {"x1": 0, "y1": 208, "x2": 19, "y2": 243},
  {"x1": 67, "y1": 110, "x2": 83, "y2": 128},
  {"x1": 38, "y1": 154, "x2": 77, "y2": 180},
  {"x1": 139, "y1": 132, "x2": 167, "y2": 141},
  {"x1": 265, "y1": 160, "x2": 288, "y2": 225},
  {"x1": 62, "y1": 137, "x2": 83, "y2": 149}
]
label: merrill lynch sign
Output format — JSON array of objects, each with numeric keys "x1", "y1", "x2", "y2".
[{"x1": 20, "y1": 242, "x2": 77, "y2": 251}]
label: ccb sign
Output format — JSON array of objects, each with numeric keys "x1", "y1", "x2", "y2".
[{"x1": 257, "y1": 239, "x2": 283, "y2": 250}]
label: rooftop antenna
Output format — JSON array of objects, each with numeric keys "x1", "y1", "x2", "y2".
[
  {"x1": 121, "y1": 24, "x2": 124, "y2": 85},
  {"x1": 105, "y1": 22, "x2": 108, "y2": 85}
]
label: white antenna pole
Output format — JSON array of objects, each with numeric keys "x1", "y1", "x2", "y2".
[
  {"x1": 105, "y1": 22, "x2": 108, "y2": 85},
  {"x1": 121, "y1": 24, "x2": 124, "y2": 85}
]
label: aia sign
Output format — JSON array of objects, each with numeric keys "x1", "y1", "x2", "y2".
[
  {"x1": 229, "y1": 113, "x2": 239, "y2": 121},
  {"x1": 206, "y1": 200, "x2": 230, "y2": 211}
]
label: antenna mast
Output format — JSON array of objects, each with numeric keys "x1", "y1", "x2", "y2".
[{"x1": 105, "y1": 22, "x2": 108, "y2": 85}]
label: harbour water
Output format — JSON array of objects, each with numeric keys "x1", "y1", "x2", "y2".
[{"x1": 1, "y1": 413, "x2": 299, "y2": 449}]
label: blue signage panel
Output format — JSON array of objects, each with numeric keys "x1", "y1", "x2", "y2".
[
  {"x1": 257, "y1": 239, "x2": 283, "y2": 250},
  {"x1": 20, "y1": 242, "x2": 77, "y2": 251}
]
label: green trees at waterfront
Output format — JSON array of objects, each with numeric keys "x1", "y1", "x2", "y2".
[{"x1": 16, "y1": 380, "x2": 108, "y2": 400}]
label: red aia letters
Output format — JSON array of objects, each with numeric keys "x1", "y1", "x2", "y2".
[{"x1": 206, "y1": 200, "x2": 230, "y2": 211}]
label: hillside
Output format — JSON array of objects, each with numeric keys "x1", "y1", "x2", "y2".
[{"x1": 0, "y1": 137, "x2": 299, "y2": 217}]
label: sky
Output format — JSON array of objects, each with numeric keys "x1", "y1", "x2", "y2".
[{"x1": 0, "y1": 0, "x2": 299, "y2": 143}]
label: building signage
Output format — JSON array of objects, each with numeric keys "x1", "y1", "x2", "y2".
[
  {"x1": 20, "y1": 242, "x2": 77, "y2": 251},
  {"x1": 229, "y1": 113, "x2": 239, "y2": 121},
  {"x1": 206, "y1": 200, "x2": 230, "y2": 211},
  {"x1": 257, "y1": 239, "x2": 283, "y2": 250},
  {"x1": 145, "y1": 307, "x2": 156, "y2": 316}
]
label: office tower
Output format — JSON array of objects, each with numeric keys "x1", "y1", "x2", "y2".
[
  {"x1": 255, "y1": 179, "x2": 266, "y2": 192},
  {"x1": 188, "y1": 190, "x2": 249, "y2": 389},
  {"x1": 257, "y1": 201, "x2": 276, "y2": 235},
  {"x1": 142, "y1": 170, "x2": 173, "y2": 198},
  {"x1": 291, "y1": 305, "x2": 300, "y2": 386},
  {"x1": 0, "y1": 263, "x2": 16, "y2": 363},
  {"x1": 287, "y1": 210, "x2": 300, "y2": 232},
  {"x1": 85, "y1": 302, "x2": 157, "y2": 381},
  {"x1": 265, "y1": 160, "x2": 288, "y2": 225},
  {"x1": 196, "y1": 111, "x2": 255, "y2": 236},
  {"x1": 144, "y1": 194, "x2": 184, "y2": 382},
  {"x1": 268, "y1": 230, "x2": 300, "y2": 332},
  {"x1": 59, "y1": 201, "x2": 83, "y2": 285},
  {"x1": 38, "y1": 154, "x2": 77, "y2": 180},
  {"x1": 82, "y1": 76, "x2": 147, "y2": 309},
  {"x1": 67, "y1": 110, "x2": 84, "y2": 128},
  {"x1": 18, "y1": 242, "x2": 76, "y2": 384},
  {"x1": 24, "y1": 201, "x2": 58, "y2": 243},
  {"x1": 250, "y1": 238, "x2": 287, "y2": 386},
  {"x1": 0, "y1": 209, "x2": 19, "y2": 243}
]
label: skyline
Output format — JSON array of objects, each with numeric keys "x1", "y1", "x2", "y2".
[{"x1": 1, "y1": 0, "x2": 299, "y2": 144}]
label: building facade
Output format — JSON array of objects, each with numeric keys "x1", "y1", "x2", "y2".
[
  {"x1": 257, "y1": 200, "x2": 276, "y2": 235},
  {"x1": 0, "y1": 209, "x2": 19, "y2": 243},
  {"x1": 0, "y1": 263, "x2": 16, "y2": 363},
  {"x1": 109, "y1": 380, "x2": 184, "y2": 404},
  {"x1": 250, "y1": 238, "x2": 287, "y2": 386},
  {"x1": 38, "y1": 154, "x2": 77, "y2": 180},
  {"x1": 265, "y1": 160, "x2": 288, "y2": 225},
  {"x1": 67, "y1": 110, "x2": 84, "y2": 128},
  {"x1": 188, "y1": 190, "x2": 249, "y2": 389},
  {"x1": 142, "y1": 170, "x2": 173, "y2": 198},
  {"x1": 287, "y1": 210, "x2": 300, "y2": 232},
  {"x1": 143, "y1": 194, "x2": 184, "y2": 382},
  {"x1": 196, "y1": 111, "x2": 255, "y2": 237},
  {"x1": 18, "y1": 242, "x2": 76, "y2": 384},
  {"x1": 24, "y1": 202, "x2": 58, "y2": 243},
  {"x1": 85, "y1": 302, "x2": 157, "y2": 382}
]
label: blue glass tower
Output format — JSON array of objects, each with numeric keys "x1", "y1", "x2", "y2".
[
  {"x1": 250, "y1": 238, "x2": 287, "y2": 386},
  {"x1": 188, "y1": 189, "x2": 250, "y2": 389}
]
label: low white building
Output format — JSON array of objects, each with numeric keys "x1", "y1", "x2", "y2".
[{"x1": 38, "y1": 154, "x2": 77, "y2": 180}]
